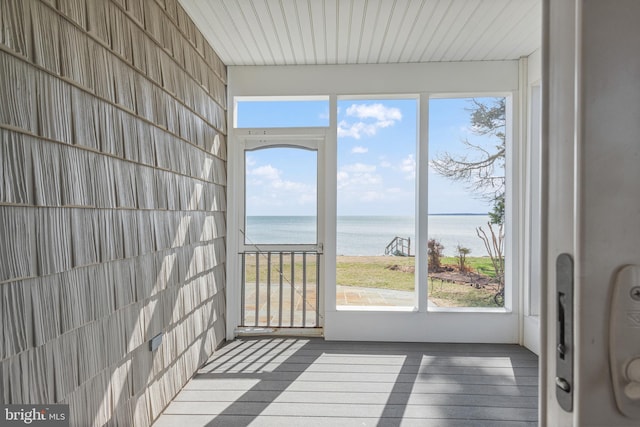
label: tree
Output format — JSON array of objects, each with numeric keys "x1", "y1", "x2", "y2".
[
  {"x1": 428, "y1": 239, "x2": 444, "y2": 272},
  {"x1": 476, "y1": 223, "x2": 505, "y2": 287},
  {"x1": 432, "y1": 98, "x2": 506, "y2": 289},
  {"x1": 488, "y1": 195, "x2": 505, "y2": 226},
  {"x1": 456, "y1": 245, "x2": 471, "y2": 273},
  {"x1": 430, "y1": 98, "x2": 506, "y2": 219}
]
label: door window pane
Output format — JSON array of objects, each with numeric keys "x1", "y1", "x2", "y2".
[{"x1": 245, "y1": 147, "x2": 317, "y2": 244}]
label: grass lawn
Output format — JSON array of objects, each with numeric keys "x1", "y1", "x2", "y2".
[
  {"x1": 244, "y1": 254, "x2": 501, "y2": 307},
  {"x1": 428, "y1": 278, "x2": 500, "y2": 307},
  {"x1": 337, "y1": 256, "x2": 415, "y2": 291},
  {"x1": 337, "y1": 255, "x2": 500, "y2": 307},
  {"x1": 440, "y1": 256, "x2": 497, "y2": 278}
]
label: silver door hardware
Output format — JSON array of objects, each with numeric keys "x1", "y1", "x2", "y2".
[
  {"x1": 610, "y1": 265, "x2": 640, "y2": 419},
  {"x1": 556, "y1": 253, "x2": 573, "y2": 412}
]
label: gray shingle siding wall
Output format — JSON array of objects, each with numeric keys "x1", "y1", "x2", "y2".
[{"x1": 0, "y1": 0, "x2": 227, "y2": 425}]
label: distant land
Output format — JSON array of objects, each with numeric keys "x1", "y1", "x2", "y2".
[
  {"x1": 428, "y1": 213, "x2": 487, "y2": 216},
  {"x1": 247, "y1": 213, "x2": 489, "y2": 217}
]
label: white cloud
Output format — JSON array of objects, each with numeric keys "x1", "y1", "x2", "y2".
[
  {"x1": 351, "y1": 146, "x2": 368, "y2": 154},
  {"x1": 379, "y1": 160, "x2": 391, "y2": 168},
  {"x1": 360, "y1": 191, "x2": 384, "y2": 202},
  {"x1": 342, "y1": 162, "x2": 376, "y2": 173},
  {"x1": 297, "y1": 192, "x2": 316, "y2": 204},
  {"x1": 337, "y1": 172, "x2": 381, "y2": 190},
  {"x1": 346, "y1": 103, "x2": 402, "y2": 122},
  {"x1": 246, "y1": 164, "x2": 316, "y2": 211},
  {"x1": 338, "y1": 120, "x2": 377, "y2": 139},
  {"x1": 272, "y1": 179, "x2": 303, "y2": 191},
  {"x1": 319, "y1": 109, "x2": 330, "y2": 120},
  {"x1": 350, "y1": 173, "x2": 381, "y2": 186},
  {"x1": 338, "y1": 103, "x2": 403, "y2": 139},
  {"x1": 337, "y1": 164, "x2": 382, "y2": 192},
  {"x1": 249, "y1": 164, "x2": 280, "y2": 180},
  {"x1": 400, "y1": 154, "x2": 416, "y2": 179}
]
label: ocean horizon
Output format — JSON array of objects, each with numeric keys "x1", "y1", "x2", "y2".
[{"x1": 245, "y1": 215, "x2": 493, "y2": 257}]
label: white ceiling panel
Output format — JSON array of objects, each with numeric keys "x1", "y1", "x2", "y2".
[
  {"x1": 180, "y1": 0, "x2": 541, "y2": 66},
  {"x1": 404, "y1": 0, "x2": 449, "y2": 62},
  {"x1": 440, "y1": 0, "x2": 503, "y2": 62},
  {"x1": 385, "y1": 0, "x2": 431, "y2": 63}
]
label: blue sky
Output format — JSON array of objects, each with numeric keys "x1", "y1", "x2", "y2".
[
  {"x1": 240, "y1": 98, "x2": 502, "y2": 216},
  {"x1": 336, "y1": 98, "x2": 417, "y2": 216}
]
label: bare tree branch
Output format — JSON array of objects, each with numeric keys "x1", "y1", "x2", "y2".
[
  {"x1": 430, "y1": 98, "x2": 506, "y2": 203},
  {"x1": 476, "y1": 222, "x2": 505, "y2": 289}
]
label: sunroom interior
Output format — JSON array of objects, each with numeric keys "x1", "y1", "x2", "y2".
[
  {"x1": 0, "y1": 0, "x2": 551, "y2": 426},
  {"x1": 212, "y1": 0, "x2": 543, "y2": 346}
]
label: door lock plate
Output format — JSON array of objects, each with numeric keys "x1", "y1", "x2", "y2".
[{"x1": 611, "y1": 265, "x2": 640, "y2": 419}]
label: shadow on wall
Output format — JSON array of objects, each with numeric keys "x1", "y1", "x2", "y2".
[{"x1": 0, "y1": 0, "x2": 229, "y2": 425}]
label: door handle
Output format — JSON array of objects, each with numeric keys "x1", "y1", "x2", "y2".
[{"x1": 556, "y1": 253, "x2": 573, "y2": 412}]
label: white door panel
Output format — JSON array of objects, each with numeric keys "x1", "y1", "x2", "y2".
[{"x1": 543, "y1": 1, "x2": 640, "y2": 425}]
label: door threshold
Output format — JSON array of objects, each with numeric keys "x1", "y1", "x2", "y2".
[{"x1": 235, "y1": 327, "x2": 324, "y2": 338}]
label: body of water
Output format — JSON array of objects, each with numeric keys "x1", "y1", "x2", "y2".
[{"x1": 245, "y1": 215, "x2": 492, "y2": 257}]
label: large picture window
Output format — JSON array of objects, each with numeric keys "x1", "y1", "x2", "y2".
[
  {"x1": 427, "y1": 97, "x2": 507, "y2": 308},
  {"x1": 335, "y1": 97, "x2": 418, "y2": 307}
]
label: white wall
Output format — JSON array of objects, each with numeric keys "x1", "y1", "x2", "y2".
[
  {"x1": 528, "y1": 49, "x2": 542, "y2": 85},
  {"x1": 228, "y1": 61, "x2": 518, "y2": 98},
  {"x1": 523, "y1": 48, "x2": 542, "y2": 356}
]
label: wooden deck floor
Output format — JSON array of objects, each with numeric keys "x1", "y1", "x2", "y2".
[{"x1": 154, "y1": 338, "x2": 538, "y2": 427}]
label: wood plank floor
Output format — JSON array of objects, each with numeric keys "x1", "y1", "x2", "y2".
[{"x1": 154, "y1": 338, "x2": 538, "y2": 427}]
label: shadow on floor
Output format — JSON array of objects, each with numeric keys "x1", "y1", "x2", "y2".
[{"x1": 154, "y1": 338, "x2": 539, "y2": 427}]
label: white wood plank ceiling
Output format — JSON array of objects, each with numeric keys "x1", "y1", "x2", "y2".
[{"x1": 179, "y1": 0, "x2": 541, "y2": 66}]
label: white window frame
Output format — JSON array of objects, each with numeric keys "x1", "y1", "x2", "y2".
[{"x1": 226, "y1": 62, "x2": 522, "y2": 343}]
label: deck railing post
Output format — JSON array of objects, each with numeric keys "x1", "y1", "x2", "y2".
[
  {"x1": 278, "y1": 252, "x2": 284, "y2": 327},
  {"x1": 316, "y1": 253, "x2": 320, "y2": 327},
  {"x1": 302, "y1": 253, "x2": 307, "y2": 327},
  {"x1": 290, "y1": 252, "x2": 295, "y2": 327},
  {"x1": 241, "y1": 253, "x2": 246, "y2": 326},
  {"x1": 255, "y1": 254, "x2": 260, "y2": 327},
  {"x1": 266, "y1": 252, "x2": 272, "y2": 327}
]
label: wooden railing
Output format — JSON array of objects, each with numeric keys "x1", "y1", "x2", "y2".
[{"x1": 385, "y1": 236, "x2": 411, "y2": 256}]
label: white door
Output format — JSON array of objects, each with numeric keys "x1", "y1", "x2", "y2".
[
  {"x1": 543, "y1": 1, "x2": 640, "y2": 425},
  {"x1": 233, "y1": 128, "x2": 326, "y2": 331}
]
